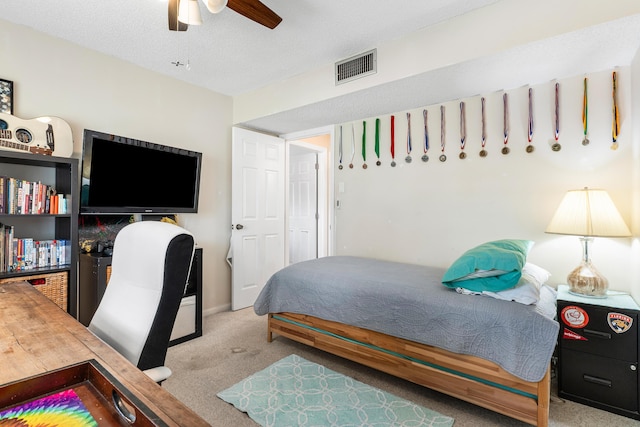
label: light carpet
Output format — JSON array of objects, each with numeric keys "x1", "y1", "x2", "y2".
[{"x1": 217, "y1": 354, "x2": 455, "y2": 427}]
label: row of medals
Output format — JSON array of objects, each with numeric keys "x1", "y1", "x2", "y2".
[{"x1": 339, "y1": 141, "x2": 577, "y2": 169}]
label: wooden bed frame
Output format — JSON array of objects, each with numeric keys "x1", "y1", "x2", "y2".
[{"x1": 268, "y1": 312, "x2": 550, "y2": 427}]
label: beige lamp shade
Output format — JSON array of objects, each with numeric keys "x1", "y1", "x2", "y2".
[
  {"x1": 546, "y1": 187, "x2": 630, "y2": 296},
  {"x1": 545, "y1": 187, "x2": 631, "y2": 237},
  {"x1": 178, "y1": 0, "x2": 203, "y2": 25}
]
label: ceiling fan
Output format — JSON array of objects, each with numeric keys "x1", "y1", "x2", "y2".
[{"x1": 168, "y1": 0, "x2": 282, "y2": 31}]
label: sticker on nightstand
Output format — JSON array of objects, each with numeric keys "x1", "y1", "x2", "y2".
[
  {"x1": 608, "y1": 312, "x2": 633, "y2": 334},
  {"x1": 563, "y1": 329, "x2": 587, "y2": 341},
  {"x1": 561, "y1": 305, "x2": 589, "y2": 328}
]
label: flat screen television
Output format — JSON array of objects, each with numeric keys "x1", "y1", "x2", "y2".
[{"x1": 80, "y1": 129, "x2": 202, "y2": 214}]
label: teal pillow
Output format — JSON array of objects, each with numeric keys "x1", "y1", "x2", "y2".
[{"x1": 442, "y1": 239, "x2": 534, "y2": 292}]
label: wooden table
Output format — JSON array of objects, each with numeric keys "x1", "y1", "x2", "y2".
[{"x1": 0, "y1": 281, "x2": 210, "y2": 426}]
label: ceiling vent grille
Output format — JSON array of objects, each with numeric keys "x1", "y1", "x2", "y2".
[{"x1": 335, "y1": 49, "x2": 377, "y2": 85}]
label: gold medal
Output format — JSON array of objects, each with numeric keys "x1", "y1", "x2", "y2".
[
  {"x1": 501, "y1": 146, "x2": 510, "y2": 155},
  {"x1": 611, "y1": 142, "x2": 619, "y2": 151},
  {"x1": 526, "y1": 145, "x2": 534, "y2": 153},
  {"x1": 459, "y1": 152, "x2": 466, "y2": 159},
  {"x1": 551, "y1": 143, "x2": 561, "y2": 152},
  {"x1": 479, "y1": 149, "x2": 487, "y2": 158}
]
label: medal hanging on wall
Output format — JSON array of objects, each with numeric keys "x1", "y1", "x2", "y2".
[
  {"x1": 526, "y1": 88, "x2": 535, "y2": 153},
  {"x1": 439, "y1": 105, "x2": 447, "y2": 162},
  {"x1": 338, "y1": 125, "x2": 343, "y2": 169},
  {"x1": 459, "y1": 101, "x2": 467, "y2": 159},
  {"x1": 390, "y1": 115, "x2": 396, "y2": 167},
  {"x1": 479, "y1": 97, "x2": 488, "y2": 157},
  {"x1": 405, "y1": 112, "x2": 412, "y2": 163},
  {"x1": 551, "y1": 82, "x2": 561, "y2": 152},
  {"x1": 349, "y1": 124, "x2": 355, "y2": 168},
  {"x1": 362, "y1": 121, "x2": 367, "y2": 169},
  {"x1": 611, "y1": 71, "x2": 620, "y2": 151},
  {"x1": 582, "y1": 77, "x2": 590, "y2": 146},
  {"x1": 502, "y1": 93, "x2": 510, "y2": 155},
  {"x1": 422, "y1": 109, "x2": 429, "y2": 162},
  {"x1": 375, "y1": 118, "x2": 381, "y2": 166}
]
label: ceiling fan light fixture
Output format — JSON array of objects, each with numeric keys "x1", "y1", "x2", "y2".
[
  {"x1": 178, "y1": 0, "x2": 203, "y2": 25},
  {"x1": 204, "y1": 0, "x2": 228, "y2": 14}
]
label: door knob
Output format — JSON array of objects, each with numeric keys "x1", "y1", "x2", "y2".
[{"x1": 235, "y1": 224, "x2": 244, "y2": 230}]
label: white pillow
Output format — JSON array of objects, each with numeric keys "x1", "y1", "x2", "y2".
[
  {"x1": 456, "y1": 263, "x2": 551, "y2": 305},
  {"x1": 520, "y1": 262, "x2": 551, "y2": 290}
]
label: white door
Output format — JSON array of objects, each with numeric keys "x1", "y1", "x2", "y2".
[
  {"x1": 289, "y1": 148, "x2": 318, "y2": 264},
  {"x1": 231, "y1": 127, "x2": 285, "y2": 310}
]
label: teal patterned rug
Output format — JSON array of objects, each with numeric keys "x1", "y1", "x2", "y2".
[{"x1": 217, "y1": 354, "x2": 454, "y2": 427}]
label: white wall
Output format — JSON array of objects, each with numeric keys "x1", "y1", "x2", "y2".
[
  {"x1": 0, "y1": 21, "x2": 234, "y2": 313},
  {"x1": 334, "y1": 69, "x2": 638, "y2": 294}
]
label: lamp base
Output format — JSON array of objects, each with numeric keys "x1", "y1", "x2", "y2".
[{"x1": 567, "y1": 260, "x2": 608, "y2": 297}]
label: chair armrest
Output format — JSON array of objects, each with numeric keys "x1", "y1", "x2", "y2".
[{"x1": 143, "y1": 366, "x2": 172, "y2": 384}]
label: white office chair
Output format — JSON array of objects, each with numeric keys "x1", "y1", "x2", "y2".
[{"x1": 89, "y1": 221, "x2": 195, "y2": 383}]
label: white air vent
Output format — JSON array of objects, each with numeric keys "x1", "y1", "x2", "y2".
[{"x1": 335, "y1": 49, "x2": 377, "y2": 85}]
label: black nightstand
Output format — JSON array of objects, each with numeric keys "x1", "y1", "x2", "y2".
[{"x1": 557, "y1": 284, "x2": 640, "y2": 420}]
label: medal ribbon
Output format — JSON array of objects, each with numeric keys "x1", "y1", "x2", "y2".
[
  {"x1": 528, "y1": 88, "x2": 534, "y2": 143},
  {"x1": 362, "y1": 121, "x2": 366, "y2": 162},
  {"x1": 481, "y1": 97, "x2": 486, "y2": 148},
  {"x1": 612, "y1": 71, "x2": 620, "y2": 145},
  {"x1": 440, "y1": 105, "x2": 446, "y2": 153},
  {"x1": 406, "y1": 112, "x2": 412, "y2": 155},
  {"x1": 338, "y1": 125, "x2": 343, "y2": 166},
  {"x1": 375, "y1": 118, "x2": 380, "y2": 160},
  {"x1": 459, "y1": 102, "x2": 466, "y2": 151},
  {"x1": 503, "y1": 93, "x2": 509, "y2": 147},
  {"x1": 423, "y1": 109, "x2": 429, "y2": 153},
  {"x1": 350, "y1": 124, "x2": 355, "y2": 165},
  {"x1": 554, "y1": 82, "x2": 560, "y2": 142},
  {"x1": 582, "y1": 78, "x2": 588, "y2": 140},
  {"x1": 390, "y1": 115, "x2": 395, "y2": 160}
]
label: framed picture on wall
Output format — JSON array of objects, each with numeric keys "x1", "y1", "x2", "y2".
[{"x1": 0, "y1": 79, "x2": 13, "y2": 114}]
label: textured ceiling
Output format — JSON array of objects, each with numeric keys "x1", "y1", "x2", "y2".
[
  {"x1": 2, "y1": 1, "x2": 640, "y2": 135},
  {"x1": 0, "y1": 0, "x2": 497, "y2": 96}
]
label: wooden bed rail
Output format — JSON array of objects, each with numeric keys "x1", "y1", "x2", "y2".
[{"x1": 268, "y1": 312, "x2": 550, "y2": 427}]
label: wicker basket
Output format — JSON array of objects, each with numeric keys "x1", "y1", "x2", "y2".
[{"x1": 0, "y1": 272, "x2": 68, "y2": 312}]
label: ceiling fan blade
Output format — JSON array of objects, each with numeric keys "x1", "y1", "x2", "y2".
[
  {"x1": 168, "y1": 0, "x2": 189, "y2": 31},
  {"x1": 227, "y1": 0, "x2": 282, "y2": 29}
]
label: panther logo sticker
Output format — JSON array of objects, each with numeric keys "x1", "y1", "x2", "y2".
[{"x1": 608, "y1": 312, "x2": 633, "y2": 334}]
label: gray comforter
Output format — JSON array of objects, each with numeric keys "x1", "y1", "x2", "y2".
[{"x1": 254, "y1": 256, "x2": 559, "y2": 382}]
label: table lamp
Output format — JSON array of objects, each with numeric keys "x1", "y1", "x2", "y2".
[{"x1": 545, "y1": 187, "x2": 631, "y2": 297}]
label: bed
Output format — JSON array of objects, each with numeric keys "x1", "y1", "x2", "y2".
[{"x1": 254, "y1": 255, "x2": 559, "y2": 427}]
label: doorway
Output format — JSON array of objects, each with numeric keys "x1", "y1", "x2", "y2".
[
  {"x1": 230, "y1": 126, "x2": 332, "y2": 310},
  {"x1": 285, "y1": 130, "x2": 331, "y2": 264}
]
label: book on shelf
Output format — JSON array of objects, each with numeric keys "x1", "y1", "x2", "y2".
[
  {"x1": 0, "y1": 222, "x2": 68, "y2": 273},
  {"x1": 0, "y1": 176, "x2": 64, "y2": 215}
]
